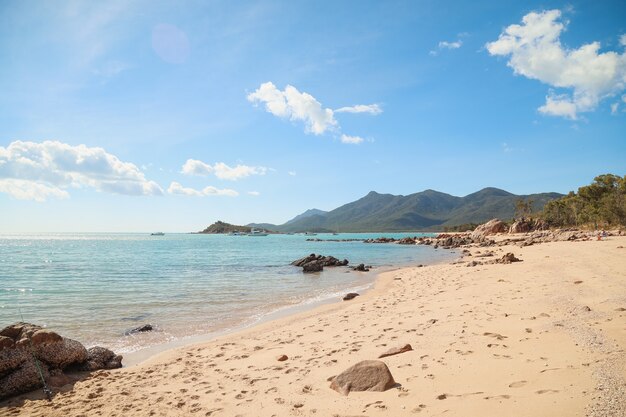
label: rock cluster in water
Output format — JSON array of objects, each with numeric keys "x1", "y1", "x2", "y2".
[
  {"x1": 0, "y1": 323, "x2": 122, "y2": 400},
  {"x1": 291, "y1": 254, "x2": 349, "y2": 272}
]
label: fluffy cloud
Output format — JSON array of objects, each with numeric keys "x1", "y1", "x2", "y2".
[
  {"x1": 167, "y1": 181, "x2": 238, "y2": 197},
  {"x1": 340, "y1": 134, "x2": 364, "y2": 145},
  {"x1": 181, "y1": 159, "x2": 267, "y2": 181},
  {"x1": 247, "y1": 82, "x2": 338, "y2": 135},
  {"x1": 335, "y1": 104, "x2": 382, "y2": 115},
  {"x1": 247, "y1": 191, "x2": 260, "y2": 196},
  {"x1": 486, "y1": 9, "x2": 626, "y2": 119},
  {"x1": 0, "y1": 140, "x2": 163, "y2": 202}
]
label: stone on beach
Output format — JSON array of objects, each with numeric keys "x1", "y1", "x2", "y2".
[
  {"x1": 276, "y1": 354, "x2": 288, "y2": 362},
  {"x1": 329, "y1": 360, "x2": 396, "y2": 395},
  {"x1": 0, "y1": 323, "x2": 122, "y2": 400},
  {"x1": 378, "y1": 344, "x2": 413, "y2": 358},
  {"x1": 291, "y1": 254, "x2": 350, "y2": 273},
  {"x1": 126, "y1": 324, "x2": 153, "y2": 335},
  {"x1": 470, "y1": 218, "x2": 507, "y2": 240},
  {"x1": 342, "y1": 293, "x2": 359, "y2": 301}
]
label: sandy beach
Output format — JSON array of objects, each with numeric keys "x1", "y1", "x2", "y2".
[{"x1": 2, "y1": 235, "x2": 625, "y2": 417}]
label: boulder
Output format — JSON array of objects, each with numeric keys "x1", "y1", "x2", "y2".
[
  {"x1": 276, "y1": 355, "x2": 288, "y2": 362},
  {"x1": 343, "y1": 293, "x2": 359, "y2": 301},
  {"x1": 35, "y1": 338, "x2": 88, "y2": 370},
  {"x1": 0, "y1": 323, "x2": 123, "y2": 400},
  {"x1": 471, "y1": 219, "x2": 507, "y2": 240},
  {"x1": 302, "y1": 261, "x2": 323, "y2": 273},
  {"x1": 330, "y1": 360, "x2": 396, "y2": 395},
  {"x1": 497, "y1": 253, "x2": 521, "y2": 264},
  {"x1": 0, "y1": 359, "x2": 50, "y2": 400},
  {"x1": 509, "y1": 220, "x2": 532, "y2": 234},
  {"x1": 378, "y1": 344, "x2": 413, "y2": 359},
  {"x1": 80, "y1": 347, "x2": 123, "y2": 371},
  {"x1": 353, "y1": 264, "x2": 369, "y2": 272}
]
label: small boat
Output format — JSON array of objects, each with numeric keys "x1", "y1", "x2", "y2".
[
  {"x1": 248, "y1": 229, "x2": 268, "y2": 236},
  {"x1": 151, "y1": 232, "x2": 165, "y2": 236},
  {"x1": 228, "y1": 231, "x2": 243, "y2": 236},
  {"x1": 304, "y1": 232, "x2": 317, "y2": 236}
]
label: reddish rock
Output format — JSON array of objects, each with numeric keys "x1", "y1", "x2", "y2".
[
  {"x1": 329, "y1": 360, "x2": 396, "y2": 395},
  {"x1": 471, "y1": 219, "x2": 507, "y2": 240},
  {"x1": 30, "y1": 330, "x2": 63, "y2": 346},
  {"x1": 378, "y1": 344, "x2": 413, "y2": 359},
  {"x1": 277, "y1": 354, "x2": 288, "y2": 362}
]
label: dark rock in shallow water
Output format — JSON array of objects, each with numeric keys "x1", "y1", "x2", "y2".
[
  {"x1": 292, "y1": 254, "x2": 349, "y2": 272},
  {"x1": 343, "y1": 293, "x2": 360, "y2": 301},
  {"x1": 126, "y1": 324, "x2": 153, "y2": 334},
  {"x1": 0, "y1": 322, "x2": 123, "y2": 401},
  {"x1": 352, "y1": 263, "x2": 369, "y2": 272}
]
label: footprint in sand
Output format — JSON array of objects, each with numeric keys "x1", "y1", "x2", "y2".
[
  {"x1": 508, "y1": 380, "x2": 527, "y2": 388},
  {"x1": 536, "y1": 389, "x2": 559, "y2": 394}
]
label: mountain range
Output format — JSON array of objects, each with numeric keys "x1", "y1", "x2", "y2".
[{"x1": 248, "y1": 187, "x2": 563, "y2": 233}]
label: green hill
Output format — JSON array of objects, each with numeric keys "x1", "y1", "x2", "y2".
[{"x1": 263, "y1": 188, "x2": 562, "y2": 232}]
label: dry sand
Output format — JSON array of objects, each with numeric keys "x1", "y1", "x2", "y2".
[{"x1": 2, "y1": 236, "x2": 625, "y2": 417}]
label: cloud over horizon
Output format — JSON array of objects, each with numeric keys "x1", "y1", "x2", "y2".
[
  {"x1": 167, "y1": 181, "x2": 238, "y2": 197},
  {"x1": 181, "y1": 159, "x2": 267, "y2": 181},
  {"x1": 335, "y1": 104, "x2": 382, "y2": 115},
  {"x1": 486, "y1": 9, "x2": 626, "y2": 119},
  {"x1": 0, "y1": 140, "x2": 163, "y2": 202}
]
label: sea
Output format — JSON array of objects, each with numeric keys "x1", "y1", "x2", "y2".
[{"x1": 0, "y1": 232, "x2": 456, "y2": 360}]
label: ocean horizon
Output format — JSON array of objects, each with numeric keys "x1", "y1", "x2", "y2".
[{"x1": 0, "y1": 232, "x2": 457, "y2": 357}]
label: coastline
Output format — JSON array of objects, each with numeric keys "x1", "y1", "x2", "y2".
[{"x1": 3, "y1": 235, "x2": 625, "y2": 416}]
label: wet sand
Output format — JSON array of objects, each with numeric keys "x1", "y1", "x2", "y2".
[{"x1": 2, "y1": 236, "x2": 625, "y2": 417}]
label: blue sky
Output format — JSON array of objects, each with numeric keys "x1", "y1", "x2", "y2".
[{"x1": 1, "y1": 0, "x2": 625, "y2": 232}]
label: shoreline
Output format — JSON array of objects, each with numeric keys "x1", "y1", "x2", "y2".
[
  {"x1": 3, "y1": 235, "x2": 625, "y2": 416},
  {"x1": 123, "y1": 253, "x2": 459, "y2": 367}
]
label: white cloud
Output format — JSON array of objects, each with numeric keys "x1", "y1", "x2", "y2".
[
  {"x1": 288, "y1": 171, "x2": 296, "y2": 176},
  {"x1": 167, "y1": 181, "x2": 238, "y2": 197},
  {"x1": 486, "y1": 9, "x2": 626, "y2": 119},
  {"x1": 430, "y1": 39, "x2": 463, "y2": 55},
  {"x1": 621, "y1": 34, "x2": 626, "y2": 47},
  {"x1": 181, "y1": 159, "x2": 267, "y2": 181},
  {"x1": 439, "y1": 40, "x2": 462, "y2": 49},
  {"x1": 611, "y1": 102, "x2": 619, "y2": 115},
  {"x1": 247, "y1": 82, "x2": 338, "y2": 135},
  {"x1": 0, "y1": 179, "x2": 70, "y2": 202},
  {"x1": 335, "y1": 104, "x2": 383, "y2": 115},
  {"x1": 247, "y1": 191, "x2": 260, "y2": 196},
  {"x1": 340, "y1": 134, "x2": 364, "y2": 145},
  {"x1": 0, "y1": 140, "x2": 163, "y2": 202}
]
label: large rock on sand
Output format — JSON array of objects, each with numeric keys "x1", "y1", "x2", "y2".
[
  {"x1": 378, "y1": 344, "x2": 413, "y2": 359},
  {"x1": 471, "y1": 219, "x2": 507, "y2": 240},
  {"x1": 330, "y1": 360, "x2": 396, "y2": 395},
  {"x1": 0, "y1": 323, "x2": 122, "y2": 400}
]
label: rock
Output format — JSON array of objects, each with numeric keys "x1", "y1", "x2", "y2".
[
  {"x1": 30, "y1": 330, "x2": 63, "y2": 346},
  {"x1": 302, "y1": 261, "x2": 323, "y2": 272},
  {"x1": 127, "y1": 324, "x2": 153, "y2": 334},
  {"x1": 497, "y1": 253, "x2": 521, "y2": 264},
  {"x1": 471, "y1": 219, "x2": 507, "y2": 240},
  {"x1": 0, "y1": 336, "x2": 15, "y2": 350},
  {"x1": 378, "y1": 344, "x2": 413, "y2": 359},
  {"x1": 0, "y1": 322, "x2": 122, "y2": 400},
  {"x1": 353, "y1": 263, "x2": 369, "y2": 272},
  {"x1": 0, "y1": 359, "x2": 50, "y2": 400},
  {"x1": 276, "y1": 355, "x2": 288, "y2": 362},
  {"x1": 80, "y1": 346, "x2": 123, "y2": 371},
  {"x1": 509, "y1": 220, "x2": 532, "y2": 234},
  {"x1": 343, "y1": 293, "x2": 359, "y2": 301},
  {"x1": 329, "y1": 360, "x2": 396, "y2": 395},
  {"x1": 36, "y1": 337, "x2": 88, "y2": 370}
]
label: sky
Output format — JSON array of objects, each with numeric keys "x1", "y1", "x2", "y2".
[{"x1": 0, "y1": 0, "x2": 625, "y2": 232}]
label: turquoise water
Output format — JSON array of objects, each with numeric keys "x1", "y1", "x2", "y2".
[{"x1": 0, "y1": 233, "x2": 456, "y2": 354}]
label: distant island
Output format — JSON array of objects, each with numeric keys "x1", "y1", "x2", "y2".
[{"x1": 198, "y1": 221, "x2": 254, "y2": 234}]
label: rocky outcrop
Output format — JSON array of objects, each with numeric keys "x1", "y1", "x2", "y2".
[
  {"x1": 291, "y1": 254, "x2": 349, "y2": 273},
  {"x1": 329, "y1": 360, "x2": 396, "y2": 395},
  {"x1": 509, "y1": 218, "x2": 549, "y2": 234},
  {"x1": 0, "y1": 323, "x2": 123, "y2": 400},
  {"x1": 470, "y1": 219, "x2": 507, "y2": 240},
  {"x1": 352, "y1": 264, "x2": 369, "y2": 272}
]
